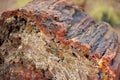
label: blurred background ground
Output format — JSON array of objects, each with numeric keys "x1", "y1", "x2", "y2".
[{"x1": 0, "y1": 0, "x2": 120, "y2": 34}]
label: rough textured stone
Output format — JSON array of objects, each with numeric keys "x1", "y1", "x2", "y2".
[{"x1": 0, "y1": 0, "x2": 119, "y2": 80}]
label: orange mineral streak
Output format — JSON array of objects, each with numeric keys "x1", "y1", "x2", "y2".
[{"x1": 98, "y1": 55, "x2": 116, "y2": 80}]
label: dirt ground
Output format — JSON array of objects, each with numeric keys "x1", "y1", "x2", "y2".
[{"x1": 0, "y1": 0, "x2": 15, "y2": 13}]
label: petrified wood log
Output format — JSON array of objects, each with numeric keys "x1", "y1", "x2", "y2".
[{"x1": 0, "y1": 0, "x2": 120, "y2": 80}]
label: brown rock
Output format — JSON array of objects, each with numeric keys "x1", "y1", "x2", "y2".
[{"x1": 0, "y1": 0, "x2": 119, "y2": 80}]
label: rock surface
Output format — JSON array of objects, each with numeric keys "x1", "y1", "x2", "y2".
[{"x1": 0, "y1": 0, "x2": 119, "y2": 80}]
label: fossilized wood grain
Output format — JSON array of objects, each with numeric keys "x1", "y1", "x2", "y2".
[{"x1": 0, "y1": 0, "x2": 120, "y2": 80}]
